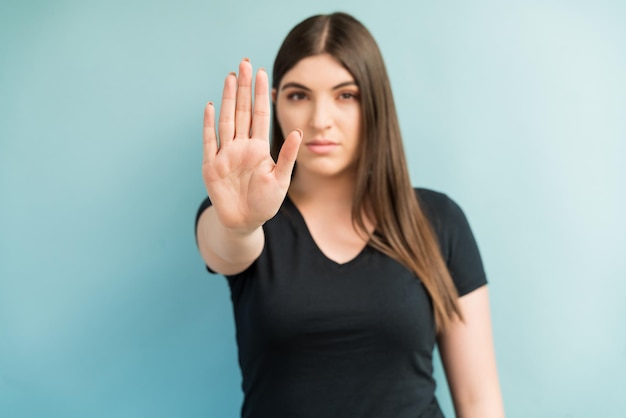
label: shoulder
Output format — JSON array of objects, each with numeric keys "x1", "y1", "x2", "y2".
[
  {"x1": 414, "y1": 188, "x2": 451, "y2": 212},
  {"x1": 413, "y1": 188, "x2": 467, "y2": 233}
]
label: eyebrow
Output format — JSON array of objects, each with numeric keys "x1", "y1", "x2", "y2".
[{"x1": 280, "y1": 81, "x2": 358, "y2": 91}]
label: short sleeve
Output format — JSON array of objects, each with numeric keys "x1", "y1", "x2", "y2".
[
  {"x1": 194, "y1": 196, "x2": 219, "y2": 275},
  {"x1": 416, "y1": 189, "x2": 488, "y2": 296},
  {"x1": 195, "y1": 196, "x2": 213, "y2": 234}
]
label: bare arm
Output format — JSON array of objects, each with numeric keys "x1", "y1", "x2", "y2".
[
  {"x1": 437, "y1": 286, "x2": 505, "y2": 418},
  {"x1": 197, "y1": 59, "x2": 301, "y2": 275},
  {"x1": 196, "y1": 206, "x2": 265, "y2": 276}
]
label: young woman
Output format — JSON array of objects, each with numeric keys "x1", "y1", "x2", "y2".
[{"x1": 196, "y1": 12, "x2": 504, "y2": 418}]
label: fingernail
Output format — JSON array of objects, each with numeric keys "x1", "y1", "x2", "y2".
[
  {"x1": 243, "y1": 57, "x2": 250, "y2": 62},
  {"x1": 259, "y1": 67, "x2": 266, "y2": 73},
  {"x1": 296, "y1": 129, "x2": 303, "y2": 138},
  {"x1": 208, "y1": 101, "x2": 213, "y2": 106}
]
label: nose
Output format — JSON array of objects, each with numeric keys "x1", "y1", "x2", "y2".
[{"x1": 310, "y1": 99, "x2": 332, "y2": 131}]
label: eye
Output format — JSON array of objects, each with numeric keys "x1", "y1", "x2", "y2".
[
  {"x1": 338, "y1": 91, "x2": 359, "y2": 100},
  {"x1": 286, "y1": 91, "x2": 308, "y2": 101}
]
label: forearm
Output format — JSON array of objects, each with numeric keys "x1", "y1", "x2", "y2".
[{"x1": 196, "y1": 206, "x2": 264, "y2": 275}]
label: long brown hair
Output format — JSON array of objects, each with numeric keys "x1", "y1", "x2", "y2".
[{"x1": 271, "y1": 12, "x2": 462, "y2": 331}]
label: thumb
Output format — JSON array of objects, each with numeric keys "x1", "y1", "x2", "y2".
[{"x1": 274, "y1": 129, "x2": 302, "y2": 187}]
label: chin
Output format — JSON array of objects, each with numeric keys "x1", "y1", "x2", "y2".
[{"x1": 298, "y1": 161, "x2": 357, "y2": 179}]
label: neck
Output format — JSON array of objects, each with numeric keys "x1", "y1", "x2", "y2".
[{"x1": 288, "y1": 169, "x2": 357, "y2": 210}]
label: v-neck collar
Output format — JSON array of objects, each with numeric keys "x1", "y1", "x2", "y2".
[{"x1": 282, "y1": 195, "x2": 371, "y2": 269}]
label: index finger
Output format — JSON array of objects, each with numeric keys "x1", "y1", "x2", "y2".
[{"x1": 250, "y1": 68, "x2": 270, "y2": 141}]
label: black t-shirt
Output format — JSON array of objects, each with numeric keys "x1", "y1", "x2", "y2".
[{"x1": 195, "y1": 188, "x2": 487, "y2": 418}]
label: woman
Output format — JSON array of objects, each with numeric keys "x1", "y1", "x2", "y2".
[{"x1": 196, "y1": 12, "x2": 504, "y2": 418}]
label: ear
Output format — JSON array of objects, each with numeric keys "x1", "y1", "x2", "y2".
[{"x1": 271, "y1": 88, "x2": 277, "y2": 104}]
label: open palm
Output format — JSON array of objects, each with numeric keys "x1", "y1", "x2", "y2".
[{"x1": 202, "y1": 60, "x2": 301, "y2": 232}]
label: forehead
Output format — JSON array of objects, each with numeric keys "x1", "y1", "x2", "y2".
[{"x1": 279, "y1": 53, "x2": 355, "y2": 89}]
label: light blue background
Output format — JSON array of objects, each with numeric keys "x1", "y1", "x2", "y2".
[{"x1": 1, "y1": 0, "x2": 625, "y2": 417}]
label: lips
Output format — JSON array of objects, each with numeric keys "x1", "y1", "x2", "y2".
[{"x1": 305, "y1": 139, "x2": 338, "y2": 155}]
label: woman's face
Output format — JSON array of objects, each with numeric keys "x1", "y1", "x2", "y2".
[{"x1": 274, "y1": 53, "x2": 361, "y2": 179}]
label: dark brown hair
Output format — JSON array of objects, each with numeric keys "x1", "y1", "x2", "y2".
[{"x1": 271, "y1": 12, "x2": 462, "y2": 330}]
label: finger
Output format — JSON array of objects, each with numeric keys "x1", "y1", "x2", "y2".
[
  {"x1": 218, "y1": 72, "x2": 237, "y2": 146},
  {"x1": 250, "y1": 68, "x2": 270, "y2": 141},
  {"x1": 234, "y1": 58, "x2": 253, "y2": 139},
  {"x1": 275, "y1": 129, "x2": 303, "y2": 188},
  {"x1": 203, "y1": 102, "x2": 218, "y2": 164}
]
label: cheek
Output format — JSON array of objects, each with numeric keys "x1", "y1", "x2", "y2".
[
  {"x1": 343, "y1": 109, "x2": 361, "y2": 137},
  {"x1": 276, "y1": 106, "x2": 293, "y2": 128},
  {"x1": 277, "y1": 107, "x2": 308, "y2": 134},
  {"x1": 275, "y1": 109, "x2": 291, "y2": 138}
]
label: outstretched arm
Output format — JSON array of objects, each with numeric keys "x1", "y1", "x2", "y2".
[
  {"x1": 197, "y1": 59, "x2": 302, "y2": 275},
  {"x1": 437, "y1": 286, "x2": 505, "y2": 418}
]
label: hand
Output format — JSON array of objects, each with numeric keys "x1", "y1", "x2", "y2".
[{"x1": 202, "y1": 59, "x2": 302, "y2": 233}]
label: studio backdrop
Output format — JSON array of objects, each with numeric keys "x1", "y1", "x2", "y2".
[{"x1": 1, "y1": 0, "x2": 624, "y2": 417}]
